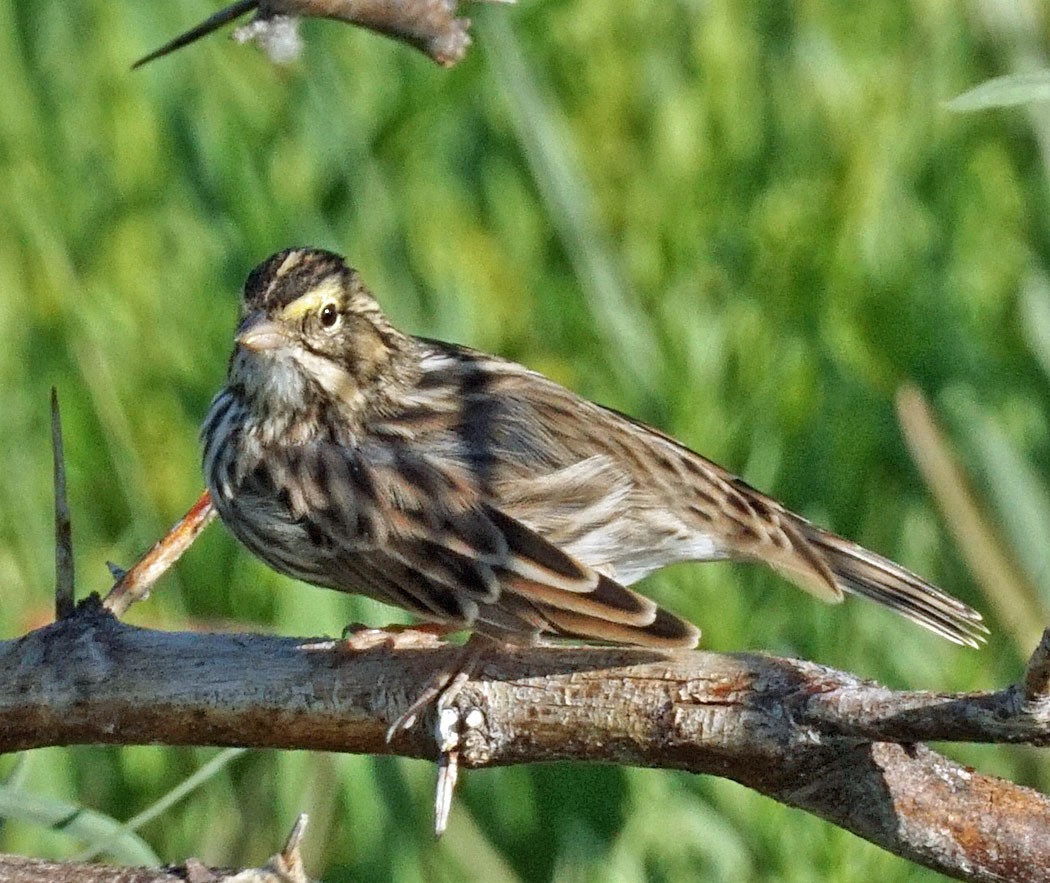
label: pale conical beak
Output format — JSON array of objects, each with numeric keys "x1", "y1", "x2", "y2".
[{"x1": 236, "y1": 312, "x2": 288, "y2": 353}]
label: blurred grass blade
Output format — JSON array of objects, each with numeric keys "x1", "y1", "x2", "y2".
[
  {"x1": 1, "y1": 755, "x2": 30, "y2": 792},
  {"x1": 946, "y1": 71, "x2": 1050, "y2": 113},
  {"x1": 967, "y1": 415, "x2": 1050, "y2": 594},
  {"x1": 897, "y1": 386, "x2": 1045, "y2": 653},
  {"x1": 939, "y1": 389, "x2": 1050, "y2": 619},
  {"x1": 1020, "y1": 271, "x2": 1050, "y2": 385},
  {"x1": 73, "y1": 747, "x2": 247, "y2": 862},
  {"x1": 609, "y1": 775, "x2": 754, "y2": 880},
  {"x1": 440, "y1": 796, "x2": 522, "y2": 883},
  {"x1": 480, "y1": 13, "x2": 660, "y2": 394},
  {"x1": 0, "y1": 785, "x2": 159, "y2": 865}
]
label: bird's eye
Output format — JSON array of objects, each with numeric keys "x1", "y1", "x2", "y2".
[{"x1": 319, "y1": 303, "x2": 339, "y2": 329}]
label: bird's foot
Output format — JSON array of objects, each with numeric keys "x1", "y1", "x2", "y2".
[
  {"x1": 385, "y1": 634, "x2": 488, "y2": 742},
  {"x1": 338, "y1": 621, "x2": 455, "y2": 652}
]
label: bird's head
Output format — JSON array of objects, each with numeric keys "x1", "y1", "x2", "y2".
[{"x1": 229, "y1": 247, "x2": 411, "y2": 427}]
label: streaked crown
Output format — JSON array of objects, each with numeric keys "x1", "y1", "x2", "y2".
[{"x1": 243, "y1": 247, "x2": 355, "y2": 315}]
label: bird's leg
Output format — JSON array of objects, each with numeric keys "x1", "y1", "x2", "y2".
[{"x1": 385, "y1": 633, "x2": 490, "y2": 742}]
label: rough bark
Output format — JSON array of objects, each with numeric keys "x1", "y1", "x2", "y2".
[{"x1": 1, "y1": 599, "x2": 1048, "y2": 882}]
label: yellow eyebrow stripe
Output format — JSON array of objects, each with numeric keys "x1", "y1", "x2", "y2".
[{"x1": 279, "y1": 279, "x2": 343, "y2": 321}]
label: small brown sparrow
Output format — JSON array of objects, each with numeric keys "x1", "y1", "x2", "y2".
[{"x1": 202, "y1": 247, "x2": 987, "y2": 650}]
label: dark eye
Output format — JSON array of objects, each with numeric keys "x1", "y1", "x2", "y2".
[{"x1": 319, "y1": 303, "x2": 339, "y2": 328}]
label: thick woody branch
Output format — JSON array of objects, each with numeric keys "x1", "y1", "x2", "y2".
[
  {"x1": 2, "y1": 599, "x2": 1049, "y2": 882},
  {"x1": 0, "y1": 855, "x2": 288, "y2": 883},
  {"x1": 0, "y1": 855, "x2": 186, "y2": 883}
]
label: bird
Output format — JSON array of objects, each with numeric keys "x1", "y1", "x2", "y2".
[{"x1": 201, "y1": 247, "x2": 987, "y2": 652}]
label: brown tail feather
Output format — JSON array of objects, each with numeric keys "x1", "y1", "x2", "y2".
[{"x1": 793, "y1": 519, "x2": 987, "y2": 647}]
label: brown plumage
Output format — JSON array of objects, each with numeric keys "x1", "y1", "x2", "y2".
[{"x1": 202, "y1": 247, "x2": 987, "y2": 649}]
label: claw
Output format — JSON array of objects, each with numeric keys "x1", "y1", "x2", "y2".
[{"x1": 385, "y1": 635, "x2": 486, "y2": 742}]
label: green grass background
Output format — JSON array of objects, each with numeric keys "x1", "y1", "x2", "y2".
[{"x1": 1, "y1": 0, "x2": 1048, "y2": 879}]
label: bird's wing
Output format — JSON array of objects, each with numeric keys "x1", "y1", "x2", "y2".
[
  {"x1": 399, "y1": 341, "x2": 986, "y2": 647},
  {"x1": 612, "y1": 418, "x2": 987, "y2": 646},
  {"x1": 305, "y1": 435, "x2": 699, "y2": 648}
]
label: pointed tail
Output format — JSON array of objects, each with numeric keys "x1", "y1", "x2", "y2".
[{"x1": 792, "y1": 518, "x2": 988, "y2": 647}]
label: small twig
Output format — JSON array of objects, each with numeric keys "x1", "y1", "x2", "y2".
[
  {"x1": 51, "y1": 388, "x2": 75, "y2": 620},
  {"x1": 133, "y1": 0, "x2": 514, "y2": 70},
  {"x1": 265, "y1": 813, "x2": 313, "y2": 883},
  {"x1": 1024, "y1": 627, "x2": 1050, "y2": 701},
  {"x1": 434, "y1": 705, "x2": 485, "y2": 836},
  {"x1": 103, "y1": 490, "x2": 216, "y2": 616}
]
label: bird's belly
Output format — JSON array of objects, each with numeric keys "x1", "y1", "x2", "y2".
[
  {"x1": 607, "y1": 535, "x2": 725, "y2": 583},
  {"x1": 555, "y1": 518, "x2": 726, "y2": 585},
  {"x1": 211, "y1": 461, "x2": 375, "y2": 589}
]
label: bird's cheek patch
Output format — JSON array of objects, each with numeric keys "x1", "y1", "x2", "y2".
[{"x1": 294, "y1": 348, "x2": 363, "y2": 405}]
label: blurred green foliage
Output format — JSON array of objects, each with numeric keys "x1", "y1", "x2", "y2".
[{"x1": 1, "y1": 0, "x2": 1048, "y2": 879}]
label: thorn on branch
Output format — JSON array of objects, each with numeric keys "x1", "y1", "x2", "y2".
[
  {"x1": 51, "y1": 388, "x2": 75, "y2": 620},
  {"x1": 132, "y1": 0, "x2": 257, "y2": 68},
  {"x1": 272, "y1": 813, "x2": 311, "y2": 883},
  {"x1": 182, "y1": 815, "x2": 312, "y2": 882},
  {"x1": 1023, "y1": 627, "x2": 1050, "y2": 702},
  {"x1": 133, "y1": 0, "x2": 514, "y2": 70}
]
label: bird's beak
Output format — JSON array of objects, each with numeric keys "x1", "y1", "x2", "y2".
[{"x1": 236, "y1": 312, "x2": 288, "y2": 353}]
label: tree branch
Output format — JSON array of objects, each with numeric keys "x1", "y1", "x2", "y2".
[
  {"x1": 133, "y1": 0, "x2": 512, "y2": 69},
  {"x1": 104, "y1": 491, "x2": 215, "y2": 617},
  {"x1": 0, "y1": 855, "x2": 187, "y2": 883},
  {"x1": 3, "y1": 598, "x2": 1048, "y2": 882}
]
